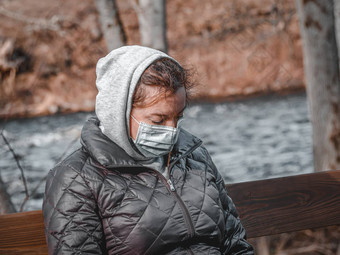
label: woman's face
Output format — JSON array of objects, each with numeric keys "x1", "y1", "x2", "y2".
[{"x1": 130, "y1": 86, "x2": 186, "y2": 140}]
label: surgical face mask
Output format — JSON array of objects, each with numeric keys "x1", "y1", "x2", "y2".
[{"x1": 131, "y1": 115, "x2": 182, "y2": 158}]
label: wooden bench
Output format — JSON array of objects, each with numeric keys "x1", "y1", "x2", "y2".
[{"x1": 0, "y1": 170, "x2": 339, "y2": 254}]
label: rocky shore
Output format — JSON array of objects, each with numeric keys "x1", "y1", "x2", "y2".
[{"x1": 0, "y1": 0, "x2": 304, "y2": 119}]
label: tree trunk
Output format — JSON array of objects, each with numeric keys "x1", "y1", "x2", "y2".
[
  {"x1": 296, "y1": 0, "x2": 340, "y2": 171},
  {"x1": 0, "y1": 175, "x2": 16, "y2": 214},
  {"x1": 335, "y1": 0, "x2": 340, "y2": 62},
  {"x1": 138, "y1": 0, "x2": 167, "y2": 53},
  {"x1": 150, "y1": 0, "x2": 167, "y2": 53},
  {"x1": 95, "y1": 0, "x2": 126, "y2": 51},
  {"x1": 138, "y1": 0, "x2": 153, "y2": 48}
]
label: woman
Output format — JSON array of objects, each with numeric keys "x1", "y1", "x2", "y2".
[{"x1": 43, "y1": 45, "x2": 254, "y2": 254}]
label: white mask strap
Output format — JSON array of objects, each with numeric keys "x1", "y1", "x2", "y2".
[{"x1": 131, "y1": 115, "x2": 140, "y2": 125}]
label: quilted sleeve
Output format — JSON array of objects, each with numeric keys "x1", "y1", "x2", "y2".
[
  {"x1": 202, "y1": 147, "x2": 254, "y2": 255},
  {"x1": 42, "y1": 162, "x2": 105, "y2": 254}
]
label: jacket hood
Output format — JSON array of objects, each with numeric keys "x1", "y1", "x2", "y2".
[{"x1": 95, "y1": 45, "x2": 176, "y2": 160}]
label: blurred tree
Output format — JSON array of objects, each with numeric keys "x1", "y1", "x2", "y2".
[
  {"x1": 96, "y1": 0, "x2": 167, "y2": 52},
  {"x1": 335, "y1": 1, "x2": 340, "y2": 61},
  {"x1": 136, "y1": 0, "x2": 168, "y2": 53},
  {"x1": 0, "y1": 175, "x2": 16, "y2": 214},
  {"x1": 95, "y1": 0, "x2": 126, "y2": 51},
  {"x1": 296, "y1": 0, "x2": 340, "y2": 171}
]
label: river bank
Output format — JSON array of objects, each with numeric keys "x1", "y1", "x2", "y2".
[
  {"x1": 0, "y1": 93, "x2": 312, "y2": 211},
  {"x1": 0, "y1": 0, "x2": 304, "y2": 119}
]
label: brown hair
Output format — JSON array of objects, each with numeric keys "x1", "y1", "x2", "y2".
[{"x1": 132, "y1": 58, "x2": 195, "y2": 107}]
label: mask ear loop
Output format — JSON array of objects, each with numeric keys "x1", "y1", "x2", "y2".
[
  {"x1": 130, "y1": 115, "x2": 139, "y2": 142},
  {"x1": 131, "y1": 115, "x2": 140, "y2": 125}
]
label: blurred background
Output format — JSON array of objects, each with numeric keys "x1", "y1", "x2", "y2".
[{"x1": 1, "y1": 0, "x2": 339, "y2": 254}]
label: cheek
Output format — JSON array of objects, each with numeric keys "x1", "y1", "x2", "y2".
[{"x1": 130, "y1": 116, "x2": 138, "y2": 140}]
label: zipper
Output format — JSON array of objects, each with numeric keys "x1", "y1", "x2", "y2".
[
  {"x1": 168, "y1": 140, "x2": 202, "y2": 170},
  {"x1": 186, "y1": 248, "x2": 195, "y2": 255},
  {"x1": 164, "y1": 140, "x2": 203, "y2": 238},
  {"x1": 171, "y1": 182, "x2": 195, "y2": 238},
  {"x1": 126, "y1": 140, "x2": 203, "y2": 240},
  {"x1": 167, "y1": 179, "x2": 176, "y2": 191},
  {"x1": 152, "y1": 170, "x2": 195, "y2": 238}
]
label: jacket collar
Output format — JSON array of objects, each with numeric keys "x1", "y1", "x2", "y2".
[{"x1": 81, "y1": 117, "x2": 202, "y2": 169}]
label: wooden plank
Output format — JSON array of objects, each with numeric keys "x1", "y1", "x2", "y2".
[
  {"x1": 0, "y1": 210, "x2": 47, "y2": 254},
  {"x1": 0, "y1": 246, "x2": 47, "y2": 255},
  {"x1": 226, "y1": 170, "x2": 340, "y2": 238},
  {"x1": 0, "y1": 170, "x2": 339, "y2": 253}
]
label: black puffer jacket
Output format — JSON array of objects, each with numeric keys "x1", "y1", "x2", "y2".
[{"x1": 43, "y1": 117, "x2": 254, "y2": 254}]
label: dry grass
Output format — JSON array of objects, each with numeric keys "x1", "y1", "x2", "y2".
[{"x1": 248, "y1": 225, "x2": 340, "y2": 255}]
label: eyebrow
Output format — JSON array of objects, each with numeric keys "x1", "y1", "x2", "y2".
[{"x1": 150, "y1": 105, "x2": 187, "y2": 117}]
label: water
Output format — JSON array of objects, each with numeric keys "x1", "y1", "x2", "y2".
[{"x1": 0, "y1": 93, "x2": 313, "y2": 211}]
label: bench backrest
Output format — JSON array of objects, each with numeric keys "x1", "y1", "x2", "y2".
[
  {"x1": 226, "y1": 170, "x2": 340, "y2": 238},
  {"x1": 0, "y1": 170, "x2": 339, "y2": 254}
]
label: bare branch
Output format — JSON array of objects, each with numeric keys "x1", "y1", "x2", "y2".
[
  {"x1": 1, "y1": 132, "x2": 29, "y2": 200},
  {"x1": 0, "y1": 174, "x2": 16, "y2": 214},
  {"x1": 20, "y1": 133, "x2": 81, "y2": 210}
]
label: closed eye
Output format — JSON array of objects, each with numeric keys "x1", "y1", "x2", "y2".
[
  {"x1": 152, "y1": 120, "x2": 164, "y2": 124},
  {"x1": 150, "y1": 114, "x2": 184, "y2": 125}
]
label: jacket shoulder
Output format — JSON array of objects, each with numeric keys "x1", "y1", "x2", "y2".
[
  {"x1": 60, "y1": 148, "x2": 89, "y2": 171},
  {"x1": 44, "y1": 149, "x2": 91, "y2": 200},
  {"x1": 46, "y1": 148, "x2": 107, "y2": 190},
  {"x1": 188, "y1": 143, "x2": 214, "y2": 168},
  {"x1": 42, "y1": 148, "x2": 105, "y2": 254}
]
